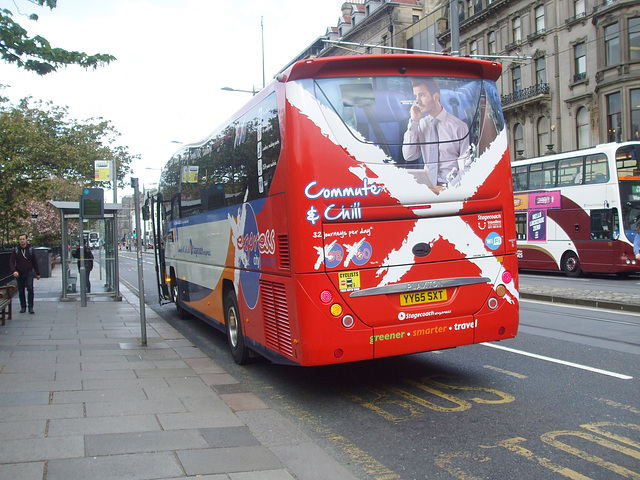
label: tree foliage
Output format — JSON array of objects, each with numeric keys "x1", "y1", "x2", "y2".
[
  {"x1": 0, "y1": 95, "x2": 132, "y2": 245},
  {"x1": 0, "y1": 0, "x2": 116, "y2": 75}
]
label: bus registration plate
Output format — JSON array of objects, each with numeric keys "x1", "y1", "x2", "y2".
[{"x1": 400, "y1": 289, "x2": 447, "y2": 306}]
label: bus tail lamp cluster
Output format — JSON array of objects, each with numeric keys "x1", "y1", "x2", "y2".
[
  {"x1": 320, "y1": 289, "x2": 354, "y2": 329},
  {"x1": 488, "y1": 270, "x2": 513, "y2": 310}
]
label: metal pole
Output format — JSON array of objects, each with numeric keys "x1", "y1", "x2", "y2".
[
  {"x1": 112, "y1": 160, "x2": 117, "y2": 204},
  {"x1": 79, "y1": 197, "x2": 87, "y2": 307},
  {"x1": 449, "y1": 0, "x2": 460, "y2": 54},
  {"x1": 132, "y1": 178, "x2": 147, "y2": 346},
  {"x1": 261, "y1": 16, "x2": 265, "y2": 88}
]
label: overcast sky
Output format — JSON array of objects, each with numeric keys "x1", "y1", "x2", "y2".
[{"x1": 0, "y1": 0, "x2": 345, "y2": 199}]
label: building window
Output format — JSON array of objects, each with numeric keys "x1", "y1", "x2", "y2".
[
  {"x1": 574, "y1": 0, "x2": 585, "y2": 16},
  {"x1": 536, "y1": 57, "x2": 546, "y2": 85},
  {"x1": 537, "y1": 117, "x2": 550, "y2": 156},
  {"x1": 467, "y1": 0, "x2": 474, "y2": 18},
  {"x1": 605, "y1": 23, "x2": 620, "y2": 67},
  {"x1": 576, "y1": 107, "x2": 590, "y2": 149},
  {"x1": 535, "y1": 5, "x2": 545, "y2": 34},
  {"x1": 631, "y1": 89, "x2": 640, "y2": 141},
  {"x1": 514, "y1": 123, "x2": 524, "y2": 156},
  {"x1": 630, "y1": 17, "x2": 640, "y2": 62},
  {"x1": 470, "y1": 39, "x2": 478, "y2": 56},
  {"x1": 513, "y1": 17, "x2": 521, "y2": 43},
  {"x1": 574, "y1": 42, "x2": 586, "y2": 82},
  {"x1": 488, "y1": 31, "x2": 496, "y2": 54},
  {"x1": 512, "y1": 67, "x2": 522, "y2": 92},
  {"x1": 606, "y1": 92, "x2": 621, "y2": 142}
]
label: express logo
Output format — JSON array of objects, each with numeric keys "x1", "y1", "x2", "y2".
[{"x1": 230, "y1": 204, "x2": 275, "y2": 310}]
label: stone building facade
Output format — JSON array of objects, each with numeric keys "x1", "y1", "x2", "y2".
[{"x1": 291, "y1": 0, "x2": 640, "y2": 161}]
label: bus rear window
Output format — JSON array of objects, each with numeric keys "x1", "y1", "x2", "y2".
[{"x1": 313, "y1": 76, "x2": 491, "y2": 165}]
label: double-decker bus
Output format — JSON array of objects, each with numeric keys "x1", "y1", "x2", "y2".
[
  {"x1": 512, "y1": 142, "x2": 640, "y2": 276},
  {"x1": 152, "y1": 54, "x2": 519, "y2": 366},
  {"x1": 88, "y1": 232, "x2": 99, "y2": 249}
]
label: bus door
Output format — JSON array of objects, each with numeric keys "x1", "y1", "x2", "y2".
[
  {"x1": 586, "y1": 208, "x2": 618, "y2": 271},
  {"x1": 149, "y1": 193, "x2": 171, "y2": 304}
]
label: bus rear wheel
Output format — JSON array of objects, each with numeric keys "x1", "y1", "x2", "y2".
[
  {"x1": 224, "y1": 289, "x2": 250, "y2": 365},
  {"x1": 562, "y1": 251, "x2": 581, "y2": 277}
]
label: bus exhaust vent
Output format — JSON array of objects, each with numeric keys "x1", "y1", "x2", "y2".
[
  {"x1": 260, "y1": 280, "x2": 293, "y2": 358},
  {"x1": 277, "y1": 234, "x2": 291, "y2": 270}
]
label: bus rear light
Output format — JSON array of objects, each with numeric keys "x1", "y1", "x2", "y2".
[
  {"x1": 334, "y1": 349, "x2": 344, "y2": 359},
  {"x1": 342, "y1": 315, "x2": 354, "y2": 328},
  {"x1": 498, "y1": 326, "x2": 506, "y2": 335},
  {"x1": 495, "y1": 285, "x2": 506, "y2": 297},
  {"x1": 330, "y1": 303, "x2": 343, "y2": 317},
  {"x1": 502, "y1": 271, "x2": 513, "y2": 283},
  {"x1": 488, "y1": 297, "x2": 499, "y2": 309},
  {"x1": 320, "y1": 290, "x2": 333, "y2": 304}
]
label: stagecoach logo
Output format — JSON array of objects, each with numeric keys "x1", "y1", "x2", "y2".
[{"x1": 178, "y1": 240, "x2": 211, "y2": 256}]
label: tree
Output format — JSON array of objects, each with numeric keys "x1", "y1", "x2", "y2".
[
  {"x1": 0, "y1": 95, "x2": 133, "y2": 245},
  {"x1": 0, "y1": 0, "x2": 115, "y2": 75}
]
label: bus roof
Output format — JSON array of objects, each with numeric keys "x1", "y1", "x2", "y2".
[
  {"x1": 283, "y1": 54, "x2": 502, "y2": 82},
  {"x1": 512, "y1": 141, "x2": 640, "y2": 165}
]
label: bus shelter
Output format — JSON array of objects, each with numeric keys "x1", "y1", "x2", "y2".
[{"x1": 50, "y1": 201, "x2": 122, "y2": 301}]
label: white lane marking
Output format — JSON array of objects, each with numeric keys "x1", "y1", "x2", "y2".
[{"x1": 481, "y1": 342, "x2": 633, "y2": 380}]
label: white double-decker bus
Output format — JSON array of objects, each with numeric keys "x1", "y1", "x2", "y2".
[{"x1": 512, "y1": 142, "x2": 640, "y2": 276}]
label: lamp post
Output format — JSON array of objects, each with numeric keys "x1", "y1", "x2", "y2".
[
  {"x1": 221, "y1": 86, "x2": 256, "y2": 96},
  {"x1": 31, "y1": 212, "x2": 38, "y2": 243}
]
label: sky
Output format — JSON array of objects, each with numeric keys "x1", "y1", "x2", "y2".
[{"x1": 0, "y1": 0, "x2": 346, "y2": 200}]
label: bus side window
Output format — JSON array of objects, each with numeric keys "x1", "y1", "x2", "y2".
[
  {"x1": 170, "y1": 194, "x2": 181, "y2": 220},
  {"x1": 558, "y1": 157, "x2": 583, "y2": 186},
  {"x1": 542, "y1": 161, "x2": 556, "y2": 188},
  {"x1": 585, "y1": 153, "x2": 609, "y2": 184},
  {"x1": 512, "y1": 165, "x2": 527, "y2": 191},
  {"x1": 529, "y1": 163, "x2": 543, "y2": 189},
  {"x1": 515, "y1": 213, "x2": 527, "y2": 240}
]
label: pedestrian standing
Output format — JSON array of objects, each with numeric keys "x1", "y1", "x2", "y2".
[
  {"x1": 634, "y1": 224, "x2": 640, "y2": 260},
  {"x1": 72, "y1": 243, "x2": 94, "y2": 293},
  {"x1": 9, "y1": 234, "x2": 41, "y2": 314}
]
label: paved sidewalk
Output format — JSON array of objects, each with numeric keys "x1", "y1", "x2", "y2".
[{"x1": 0, "y1": 266, "x2": 358, "y2": 480}]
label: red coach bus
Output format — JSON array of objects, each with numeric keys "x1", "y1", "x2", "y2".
[{"x1": 152, "y1": 54, "x2": 519, "y2": 366}]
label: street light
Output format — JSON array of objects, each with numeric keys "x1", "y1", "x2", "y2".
[
  {"x1": 31, "y1": 212, "x2": 38, "y2": 242},
  {"x1": 221, "y1": 86, "x2": 256, "y2": 96}
]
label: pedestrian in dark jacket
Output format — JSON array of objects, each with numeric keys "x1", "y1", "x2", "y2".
[
  {"x1": 9, "y1": 234, "x2": 41, "y2": 314},
  {"x1": 72, "y1": 244, "x2": 94, "y2": 293}
]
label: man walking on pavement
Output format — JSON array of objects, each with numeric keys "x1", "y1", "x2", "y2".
[{"x1": 9, "y1": 233, "x2": 41, "y2": 314}]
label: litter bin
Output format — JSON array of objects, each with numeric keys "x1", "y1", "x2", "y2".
[{"x1": 34, "y1": 247, "x2": 52, "y2": 278}]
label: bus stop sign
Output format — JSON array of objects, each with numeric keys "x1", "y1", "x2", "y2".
[{"x1": 81, "y1": 188, "x2": 104, "y2": 219}]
